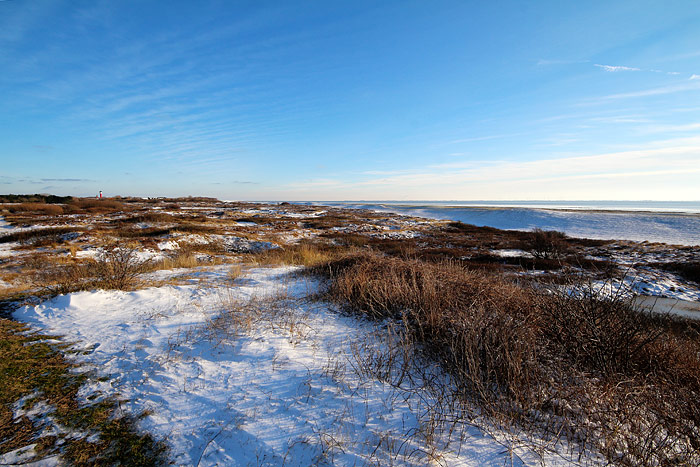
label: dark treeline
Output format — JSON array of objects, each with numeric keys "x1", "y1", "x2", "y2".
[{"x1": 0, "y1": 194, "x2": 73, "y2": 204}]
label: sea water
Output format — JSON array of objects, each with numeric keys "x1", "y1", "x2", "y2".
[{"x1": 311, "y1": 201, "x2": 700, "y2": 246}]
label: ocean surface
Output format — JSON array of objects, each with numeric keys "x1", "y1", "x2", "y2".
[{"x1": 306, "y1": 201, "x2": 700, "y2": 246}]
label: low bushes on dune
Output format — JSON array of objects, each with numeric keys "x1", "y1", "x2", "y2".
[
  {"x1": 312, "y1": 253, "x2": 700, "y2": 466},
  {"x1": 5, "y1": 203, "x2": 64, "y2": 215}
]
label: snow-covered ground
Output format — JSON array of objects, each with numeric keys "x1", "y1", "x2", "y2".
[{"x1": 12, "y1": 266, "x2": 594, "y2": 466}]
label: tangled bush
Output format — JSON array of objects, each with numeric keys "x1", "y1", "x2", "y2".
[
  {"x1": 524, "y1": 228, "x2": 569, "y2": 259},
  {"x1": 93, "y1": 244, "x2": 149, "y2": 290}
]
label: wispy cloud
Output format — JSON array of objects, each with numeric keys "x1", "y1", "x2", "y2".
[
  {"x1": 449, "y1": 133, "x2": 522, "y2": 144},
  {"x1": 691, "y1": 74, "x2": 700, "y2": 80},
  {"x1": 595, "y1": 64, "x2": 641, "y2": 72},
  {"x1": 40, "y1": 178, "x2": 95, "y2": 182},
  {"x1": 321, "y1": 137, "x2": 700, "y2": 198},
  {"x1": 593, "y1": 64, "x2": 695, "y2": 79},
  {"x1": 273, "y1": 136, "x2": 700, "y2": 200},
  {"x1": 637, "y1": 122, "x2": 700, "y2": 134},
  {"x1": 592, "y1": 81, "x2": 700, "y2": 101},
  {"x1": 1, "y1": 3, "x2": 323, "y2": 174}
]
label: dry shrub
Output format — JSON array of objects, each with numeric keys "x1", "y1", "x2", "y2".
[
  {"x1": 522, "y1": 228, "x2": 570, "y2": 259},
  {"x1": 27, "y1": 244, "x2": 148, "y2": 293},
  {"x1": 0, "y1": 194, "x2": 71, "y2": 204},
  {"x1": 315, "y1": 253, "x2": 700, "y2": 465},
  {"x1": 538, "y1": 283, "x2": 666, "y2": 376},
  {"x1": 69, "y1": 198, "x2": 125, "y2": 213},
  {"x1": 318, "y1": 254, "x2": 542, "y2": 408},
  {"x1": 92, "y1": 243, "x2": 148, "y2": 290},
  {"x1": 31, "y1": 264, "x2": 94, "y2": 295},
  {"x1": 177, "y1": 238, "x2": 226, "y2": 256},
  {"x1": 30, "y1": 261, "x2": 93, "y2": 295},
  {"x1": 114, "y1": 226, "x2": 172, "y2": 238},
  {"x1": 6, "y1": 203, "x2": 64, "y2": 215},
  {"x1": 121, "y1": 212, "x2": 175, "y2": 224},
  {"x1": 655, "y1": 260, "x2": 700, "y2": 284},
  {"x1": 172, "y1": 223, "x2": 220, "y2": 235}
]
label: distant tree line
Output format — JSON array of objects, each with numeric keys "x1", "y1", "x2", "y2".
[{"x1": 0, "y1": 194, "x2": 73, "y2": 204}]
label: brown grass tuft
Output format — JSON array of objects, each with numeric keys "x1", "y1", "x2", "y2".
[
  {"x1": 6, "y1": 203, "x2": 64, "y2": 215},
  {"x1": 68, "y1": 198, "x2": 125, "y2": 213},
  {"x1": 252, "y1": 242, "x2": 342, "y2": 267},
  {"x1": 148, "y1": 251, "x2": 201, "y2": 271},
  {"x1": 313, "y1": 253, "x2": 700, "y2": 465}
]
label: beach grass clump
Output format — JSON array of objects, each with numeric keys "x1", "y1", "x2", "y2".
[
  {"x1": 4, "y1": 203, "x2": 64, "y2": 216},
  {"x1": 0, "y1": 227, "x2": 80, "y2": 246},
  {"x1": 67, "y1": 198, "x2": 126, "y2": 214},
  {"x1": 149, "y1": 251, "x2": 201, "y2": 271},
  {"x1": 655, "y1": 260, "x2": 700, "y2": 284},
  {"x1": 251, "y1": 241, "x2": 342, "y2": 267},
  {"x1": 313, "y1": 252, "x2": 700, "y2": 466},
  {"x1": 26, "y1": 243, "x2": 149, "y2": 294}
]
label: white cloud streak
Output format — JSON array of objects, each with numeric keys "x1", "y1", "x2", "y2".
[
  {"x1": 278, "y1": 137, "x2": 700, "y2": 200},
  {"x1": 595, "y1": 81, "x2": 700, "y2": 101},
  {"x1": 594, "y1": 64, "x2": 641, "y2": 72}
]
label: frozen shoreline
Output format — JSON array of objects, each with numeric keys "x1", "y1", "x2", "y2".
[{"x1": 310, "y1": 202, "x2": 700, "y2": 246}]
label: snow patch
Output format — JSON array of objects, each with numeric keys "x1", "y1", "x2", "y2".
[
  {"x1": 491, "y1": 249, "x2": 534, "y2": 258},
  {"x1": 13, "y1": 267, "x2": 588, "y2": 466}
]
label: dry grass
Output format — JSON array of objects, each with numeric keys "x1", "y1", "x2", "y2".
[
  {"x1": 150, "y1": 252, "x2": 200, "y2": 270},
  {"x1": 655, "y1": 260, "x2": 700, "y2": 284},
  {"x1": 5, "y1": 203, "x2": 64, "y2": 215},
  {"x1": 0, "y1": 227, "x2": 79, "y2": 245},
  {"x1": 228, "y1": 264, "x2": 243, "y2": 282},
  {"x1": 147, "y1": 251, "x2": 225, "y2": 273},
  {"x1": 313, "y1": 253, "x2": 700, "y2": 466},
  {"x1": 0, "y1": 318, "x2": 166, "y2": 465},
  {"x1": 251, "y1": 242, "x2": 343, "y2": 267},
  {"x1": 68, "y1": 198, "x2": 126, "y2": 213},
  {"x1": 25, "y1": 243, "x2": 150, "y2": 294}
]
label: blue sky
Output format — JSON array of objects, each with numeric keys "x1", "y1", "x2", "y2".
[{"x1": 1, "y1": 0, "x2": 699, "y2": 200}]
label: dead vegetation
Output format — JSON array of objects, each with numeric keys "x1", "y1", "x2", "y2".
[
  {"x1": 1, "y1": 196, "x2": 699, "y2": 465},
  {"x1": 22, "y1": 243, "x2": 150, "y2": 295},
  {"x1": 655, "y1": 260, "x2": 700, "y2": 284},
  {"x1": 250, "y1": 241, "x2": 344, "y2": 267},
  {"x1": 523, "y1": 227, "x2": 570, "y2": 259},
  {"x1": 0, "y1": 226, "x2": 82, "y2": 246},
  {"x1": 4, "y1": 203, "x2": 65, "y2": 216},
  {"x1": 0, "y1": 318, "x2": 166, "y2": 465},
  {"x1": 312, "y1": 253, "x2": 700, "y2": 466}
]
